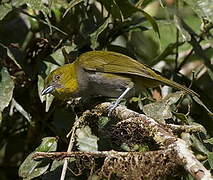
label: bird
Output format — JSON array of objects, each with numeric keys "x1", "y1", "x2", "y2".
[{"x1": 42, "y1": 51, "x2": 198, "y2": 113}]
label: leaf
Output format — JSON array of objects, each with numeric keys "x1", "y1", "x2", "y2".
[
  {"x1": 207, "y1": 152, "x2": 213, "y2": 169},
  {"x1": 43, "y1": 45, "x2": 75, "y2": 67},
  {"x1": 151, "y1": 41, "x2": 184, "y2": 65},
  {"x1": 38, "y1": 75, "x2": 46, "y2": 103},
  {"x1": 19, "y1": 137, "x2": 58, "y2": 179},
  {"x1": 192, "y1": 96, "x2": 213, "y2": 116},
  {"x1": 0, "y1": 112, "x2": 2, "y2": 125},
  {"x1": 10, "y1": 98, "x2": 32, "y2": 123},
  {"x1": 140, "y1": 9, "x2": 160, "y2": 38},
  {"x1": 76, "y1": 126, "x2": 99, "y2": 152},
  {"x1": 143, "y1": 91, "x2": 184, "y2": 122},
  {"x1": 0, "y1": 43, "x2": 22, "y2": 69},
  {"x1": 98, "y1": 116, "x2": 110, "y2": 128},
  {"x1": 50, "y1": 157, "x2": 75, "y2": 172},
  {"x1": 115, "y1": 0, "x2": 138, "y2": 19},
  {"x1": 173, "y1": 112, "x2": 188, "y2": 123},
  {"x1": 45, "y1": 94, "x2": 54, "y2": 113},
  {"x1": 207, "y1": 68, "x2": 213, "y2": 81},
  {"x1": 204, "y1": 138, "x2": 213, "y2": 145},
  {"x1": 19, "y1": 152, "x2": 50, "y2": 180},
  {"x1": 0, "y1": 67, "x2": 14, "y2": 112},
  {"x1": 42, "y1": 157, "x2": 76, "y2": 179},
  {"x1": 35, "y1": 137, "x2": 58, "y2": 152},
  {"x1": 25, "y1": 0, "x2": 48, "y2": 13},
  {"x1": 63, "y1": 0, "x2": 84, "y2": 18},
  {"x1": 90, "y1": 18, "x2": 109, "y2": 50},
  {"x1": 115, "y1": 0, "x2": 160, "y2": 37},
  {"x1": 97, "y1": 0, "x2": 123, "y2": 21},
  {"x1": 0, "y1": 0, "x2": 25, "y2": 21},
  {"x1": 174, "y1": 15, "x2": 191, "y2": 42},
  {"x1": 191, "y1": 134, "x2": 209, "y2": 155},
  {"x1": 25, "y1": 0, "x2": 52, "y2": 34},
  {"x1": 37, "y1": 74, "x2": 54, "y2": 112},
  {"x1": 183, "y1": 0, "x2": 213, "y2": 23}
]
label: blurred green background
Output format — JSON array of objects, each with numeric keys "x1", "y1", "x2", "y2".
[{"x1": 0, "y1": 0, "x2": 212, "y2": 179}]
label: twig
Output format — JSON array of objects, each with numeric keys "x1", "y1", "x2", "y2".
[
  {"x1": 167, "y1": 124, "x2": 206, "y2": 134},
  {"x1": 175, "y1": 0, "x2": 179, "y2": 70},
  {"x1": 60, "y1": 115, "x2": 79, "y2": 180},
  {"x1": 60, "y1": 110, "x2": 92, "y2": 180},
  {"x1": 35, "y1": 149, "x2": 172, "y2": 159}
]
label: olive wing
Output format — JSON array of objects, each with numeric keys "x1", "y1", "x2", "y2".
[{"x1": 78, "y1": 51, "x2": 157, "y2": 80}]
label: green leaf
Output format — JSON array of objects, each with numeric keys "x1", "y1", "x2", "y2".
[
  {"x1": 25, "y1": 0, "x2": 48, "y2": 13},
  {"x1": 37, "y1": 74, "x2": 54, "y2": 112},
  {"x1": 98, "y1": 116, "x2": 110, "y2": 128},
  {"x1": 18, "y1": 137, "x2": 58, "y2": 179},
  {"x1": 208, "y1": 152, "x2": 213, "y2": 169},
  {"x1": 10, "y1": 98, "x2": 31, "y2": 123},
  {"x1": 35, "y1": 137, "x2": 58, "y2": 152},
  {"x1": 174, "y1": 15, "x2": 191, "y2": 42},
  {"x1": 0, "y1": 67, "x2": 14, "y2": 112},
  {"x1": 18, "y1": 152, "x2": 50, "y2": 180},
  {"x1": 143, "y1": 91, "x2": 184, "y2": 122},
  {"x1": 97, "y1": 0, "x2": 123, "y2": 21},
  {"x1": 43, "y1": 45, "x2": 75, "y2": 67},
  {"x1": 204, "y1": 138, "x2": 213, "y2": 145},
  {"x1": 90, "y1": 18, "x2": 109, "y2": 49},
  {"x1": 192, "y1": 96, "x2": 213, "y2": 115},
  {"x1": 37, "y1": 75, "x2": 46, "y2": 103},
  {"x1": 191, "y1": 134, "x2": 209, "y2": 155},
  {"x1": 151, "y1": 41, "x2": 184, "y2": 65},
  {"x1": 0, "y1": 0, "x2": 25, "y2": 21},
  {"x1": 115, "y1": 0, "x2": 160, "y2": 37},
  {"x1": 25, "y1": 0, "x2": 52, "y2": 34},
  {"x1": 0, "y1": 112, "x2": 2, "y2": 124},
  {"x1": 76, "y1": 126, "x2": 99, "y2": 152},
  {"x1": 0, "y1": 43, "x2": 22, "y2": 69},
  {"x1": 207, "y1": 68, "x2": 213, "y2": 81},
  {"x1": 63, "y1": 0, "x2": 84, "y2": 18},
  {"x1": 140, "y1": 9, "x2": 160, "y2": 38},
  {"x1": 115, "y1": 0, "x2": 138, "y2": 19},
  {"x1": 50, "y1": 157, "x2": 75, "y2": 172},
  {"x1": 183, "y1": 0, "x2": 213, "y2": 23},
  {"x1": 173, "y1": 112, "x2": 188, "y2": 123}
]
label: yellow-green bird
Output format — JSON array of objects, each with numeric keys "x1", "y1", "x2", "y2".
[{"x1": 42, "y1": 51, "x2": 198, "y2": 111}]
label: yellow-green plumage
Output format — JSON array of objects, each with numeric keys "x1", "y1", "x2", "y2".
[{"x1": 42, "y1": 51, "x2": 199, "y2": 99}]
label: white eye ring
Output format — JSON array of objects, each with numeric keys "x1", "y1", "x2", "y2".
[{"x1": 54, "y1": 74, "x2": 60, "y2": 80}]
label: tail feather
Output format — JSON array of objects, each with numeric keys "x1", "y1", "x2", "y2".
[{"x1": 159, "y1": 76, "x2": 199, "y2": 97}]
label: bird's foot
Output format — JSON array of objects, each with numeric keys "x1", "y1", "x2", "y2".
[{"x1": 107, "y1": 101, "x2": 118, "y2": 117}]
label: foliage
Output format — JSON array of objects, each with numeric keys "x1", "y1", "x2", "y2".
[{"x1": 0, "y1": 0, "x2": 212, "y2": 179}]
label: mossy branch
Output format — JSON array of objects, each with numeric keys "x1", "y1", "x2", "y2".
[{"x1": 34, "y1": 102, "x2": 212, "y2": 180}]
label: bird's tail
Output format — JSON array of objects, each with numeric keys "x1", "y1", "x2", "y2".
[{"x1": 158, "y1": 76, "x2": 199, "y2": 97}]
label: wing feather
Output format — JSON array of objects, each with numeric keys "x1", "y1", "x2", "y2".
[{"x1": 77, "y1": 51, "x2": 156, "y2": 80}]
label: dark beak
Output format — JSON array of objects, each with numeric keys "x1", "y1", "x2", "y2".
[{"x1": 41, "y1": 85, "x2": 55, "y2": 95}]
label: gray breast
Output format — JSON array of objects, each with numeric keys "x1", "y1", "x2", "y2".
[{"x1": 87, "y1": 72, "x2": 135, "y2": 98}]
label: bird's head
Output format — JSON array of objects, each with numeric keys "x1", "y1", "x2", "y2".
[{"x1": 42, "y1": 64, "x2": 78, "y2": 99}]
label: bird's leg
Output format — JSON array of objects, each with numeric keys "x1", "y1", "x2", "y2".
[{"x1": 108, "y1": 86, "x2": 132, "y2": 116}]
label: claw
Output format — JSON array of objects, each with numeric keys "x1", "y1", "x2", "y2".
[
  {"x1": 107, "y1": 87, "x2": 132, "y2": 117},
  {"x1": 107, "y1": 102, "x2": 117, "y2": 116}
]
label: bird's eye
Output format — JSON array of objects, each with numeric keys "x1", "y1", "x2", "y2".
[{"x1": 54, "y1": 74, "x2": 60, "y2": 80}]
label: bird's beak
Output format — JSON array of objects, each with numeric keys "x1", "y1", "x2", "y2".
[{"x1": 41, "y1": 85, "x2": 55, "y2": 95}]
